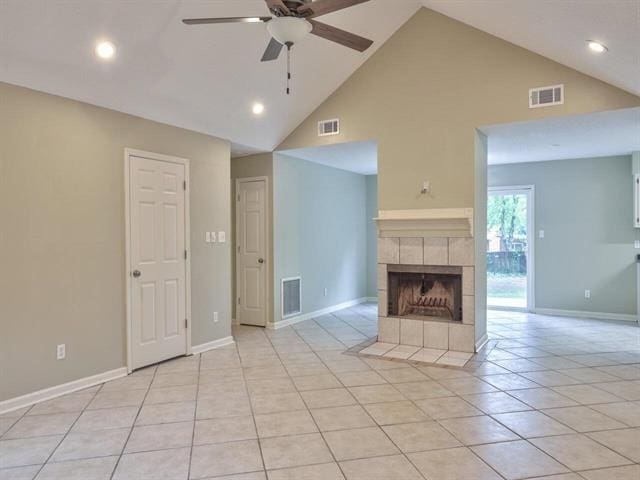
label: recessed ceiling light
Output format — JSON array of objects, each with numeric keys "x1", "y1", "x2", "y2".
[
  {"x1": 252, "y1": 102, "x2": 265, "y2": 115},
  {"x1": 587, "y1": 40, "x2": 607, "y2": 53},
  {"x1": 95, "y1": 41, "x2": 116, "y2": 59}
]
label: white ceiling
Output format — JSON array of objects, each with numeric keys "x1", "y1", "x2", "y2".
[
  {"x1": 482, "y1": 107, "x2": 640, "y2": 165},
  {"x1": 0, "y1": 1, "x2": 638, "y2": 157},
  {"x1": 422, "y1": 0, "x2": 640, "y2": 98},
  {"x1": 0, "y1": 0, "x2": 420, "y2": 155},
  {"x1": 280, "y1": 140, "x2": 377, "y2": 174}
]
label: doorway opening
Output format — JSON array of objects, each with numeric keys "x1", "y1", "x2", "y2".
[{"x1": 487, "y1": 186, "x2": 534, "y2": 310}]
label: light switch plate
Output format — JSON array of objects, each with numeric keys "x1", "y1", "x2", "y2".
[
  {"x1": 210, "y1": 232, "x2": 217, "y2": 243},
  {"x1": 635, "y1": 240, "x2": 640, "y2": 249},
  {"x1": 205, "y1": 232, "x2": 211, "y2": 243},
  {"x1": 218, "y1": 231, "x2": 226, "y2": 243},
  {"x1": 539, "y1": 230, "x2": 545, "y2": 239}
]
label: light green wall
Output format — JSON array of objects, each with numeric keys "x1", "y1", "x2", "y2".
[
  {"x1": 0, "y1": 82, "x2": 231, "y2": 401},
  {"x1": 273, "y1": 154, "x2": 368, "y2": 323},
  {"x1": 489, "y1": 155, "x2": 639, "y2": 316},
  {"x1": 366, "y1": 175, "x2": 378, "y2": 298}
]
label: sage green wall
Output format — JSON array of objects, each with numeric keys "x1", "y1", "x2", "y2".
[
  {"x1": 366, "y1": 175, "x2": 378, "y2": 298},
  {"x1": 489, "y1": 155, "x2": 639, "y2": 316},
  {"x1": 230, "y1": 153, "x2": 274, "y2": 324},
  {"x1": 273, "y1": 154, "x2": 368, "y2": 323},
  {"x1": 0, "y1": 82, "x2": 231, "y2": 401}
]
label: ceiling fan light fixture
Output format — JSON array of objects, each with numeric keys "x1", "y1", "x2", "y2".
[{"x1": 267, "y1": 17, "x2": 312, "y2": 45}]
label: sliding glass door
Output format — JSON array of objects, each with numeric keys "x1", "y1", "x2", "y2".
[{"x1": 487, "y1": 186, "x2": 534, "y2": 310}]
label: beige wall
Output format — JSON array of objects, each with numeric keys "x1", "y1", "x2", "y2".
[
  {"x1": 0, "y1": 82, "x2": 231, "y2": 401},
  {"x1": 230, "y1": 153, "x2": 274, "y2": 325},
  {"x1": 278, "y1": 8, "x2": 640, "y2": 211}
]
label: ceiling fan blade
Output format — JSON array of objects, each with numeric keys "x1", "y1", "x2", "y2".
[
  {"x1": 264, "y1": 0, "x2": 291, "y2": 16},
  {"x1": 309, "y1": 20, "x2": 373, "y2": 52},
  {"x1": 261, "y1": 37, "x2": 284, "y2": 61},
  {"x1": 182, "y1": 16, "x2": 271, "y2": 25},
  {"x1": 298, "y1": 0, "x2": 370, "y2": 18}
]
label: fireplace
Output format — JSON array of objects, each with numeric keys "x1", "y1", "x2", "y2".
[{"x1": 387, "y1": 265, "x2": 463, "y2": 322}]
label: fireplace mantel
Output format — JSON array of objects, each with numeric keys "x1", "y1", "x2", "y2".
[{"x1": 375, "y1": 208, "x2": 474, "y2": 238}]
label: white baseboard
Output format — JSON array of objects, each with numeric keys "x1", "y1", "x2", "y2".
[
  {"x1": 192, "y1": 336, "x2": 235, "y2": 355},
  {"x1": 475, "y1": 333, "x2": 489, "y2": 352},
  {"x1": 365, "y1": 297, "x2": 378, "y2": 302},
  {"x1": 533, "y1": 307, "x2": 637, "y2": 323},
  {"x1": 268, "y1": 297, "x2": 369, "y2": 330},
  {"x1": 0, "y1": 367, "x2": 128, "y2": 415},
  {"x1": 488, "y1": 305, "x2": 529, "y2": 313}
]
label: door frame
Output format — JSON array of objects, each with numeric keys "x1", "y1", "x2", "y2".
[
  {"x1": 235, "y1": 176, "x2": 270, "y2": 327},
  {"x1": 487, "y1": 185, "x2": 535, "y2": 311},
  {"x1": 124, "y1": 148, "x2": 192, "y2": 373}
]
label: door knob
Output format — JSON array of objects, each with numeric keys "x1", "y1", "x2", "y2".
[
  {"x1": 258, "y1": 258, "x2": 264, "y2": 264},
  {"x1": 132, "y1": 270, "x2": 141, "y2": 278}
]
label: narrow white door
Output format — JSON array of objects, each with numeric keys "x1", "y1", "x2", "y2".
[
  {"x1": 237, "y1": 179, "x2": 267, "y2": 327},
  {"x1": 129, "y1": 155, "x2": 187, "y2": 369}
]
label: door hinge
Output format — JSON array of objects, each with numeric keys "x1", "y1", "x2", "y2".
[
  {"x1": 185, "y1": 318, "x2": 188, "y2": 329},
  {"x1": 184, "y1": 250, "x2": 188, "y2": 260},
  {"x1": 183, "y1": 180, "x2": 187, "y2": 191},
  {"x1": 237, "y1": 297, "x2": 240, "y2": 305}
]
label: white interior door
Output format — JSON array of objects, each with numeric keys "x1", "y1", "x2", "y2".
[
  {"x1": 129, "y1": 154, "x2": 188, "y2": 369},
  {"x1": 237, "y1": 179, "x2": 267, "y2": 327}
]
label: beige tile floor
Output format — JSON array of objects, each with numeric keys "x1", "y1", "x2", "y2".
[{"x1": 1, "y1": 305, "x2": 639, "y2": 479}]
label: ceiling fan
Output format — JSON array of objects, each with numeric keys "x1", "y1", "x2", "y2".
[{"x1": 182, "y1": 0, "x2": 374, "y2": 94}]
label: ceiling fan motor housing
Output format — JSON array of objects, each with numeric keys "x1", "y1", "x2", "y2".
[{"x1": 267, "y1": 17, "x2": 312, "y2": 45}]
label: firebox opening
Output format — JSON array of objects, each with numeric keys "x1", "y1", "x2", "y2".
[{"x1": 387, "y1": 265, "x2": 463, "y2": 322}]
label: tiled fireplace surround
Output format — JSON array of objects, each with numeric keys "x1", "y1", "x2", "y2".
[{"x1": 377, "y1": 236, "x2": 476, "y2": 353}]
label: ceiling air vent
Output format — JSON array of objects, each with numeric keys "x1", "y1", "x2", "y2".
[
  {"x1": 529, "y1": 84, "x2": 564, "y2": 108},
  {"x1": 318, "y1": 118, "x2": 339, "y2": 136}
]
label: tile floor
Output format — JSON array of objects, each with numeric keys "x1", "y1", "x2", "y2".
[{"x1": 1, "y1": 305, "x2": 639, "y2": 479}]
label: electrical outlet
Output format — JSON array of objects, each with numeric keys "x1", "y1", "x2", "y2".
[
  {"x1": 584, "y1": 290, "x2": 591, "y2": 299},
  {"x1": 213, "y1": 312, "x2": 219, "y2": 323},
  {"x1": 324, "y1": 288, "x2": 328, "y2": 297},
  {"x1": 218, "y1": 231, "x2": 226, "y2": 243},
  {"x1": 539, "y1": 230, "x2": 545, "y2": 239},
  {"x1": 56, "y1": 344, "x2": 66, "y2": 360},
  {"x1": 635, "y1": 240, "x2": 640, "y2": 249}
]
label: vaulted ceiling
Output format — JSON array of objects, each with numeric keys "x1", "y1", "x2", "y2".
[{"x1": 1, "y1": 1, "x2": 637, "y2": 156}]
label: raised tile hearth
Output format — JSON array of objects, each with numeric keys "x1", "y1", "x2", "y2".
[{"x1": 358, "y1": 341, "x2": 474, "y2": 367}]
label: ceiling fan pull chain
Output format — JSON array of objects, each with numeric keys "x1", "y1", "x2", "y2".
[{"x1": 286, "y1": 42, "x2": 292, "y2": 95}]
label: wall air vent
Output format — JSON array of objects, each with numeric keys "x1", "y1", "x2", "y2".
[
  {"x1": 318, "y1": 118, "x2": 339, "y2": 136},
  {"x1": 282, "y1": 277, "x2": 302, "y2": 319},
  {"x1": 529, "y1": 84, "x2": 564, "y2": 108}
]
